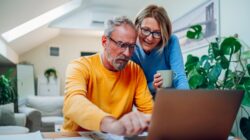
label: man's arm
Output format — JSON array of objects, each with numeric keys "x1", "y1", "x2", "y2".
[
  {"x1": 168, "y1": 35, "x2": 189, "y2": 89},
  {"x1": 134, "y1": 66, "x2": 154, "y2": 113},
  {"x1": 99, "y1": 64, "x2": 153, "y2": 136},
  {"x1": 63, "y1": 59, "x2": 111, "y2": 131}
]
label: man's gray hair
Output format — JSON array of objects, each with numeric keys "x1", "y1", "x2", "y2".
[{"x1": 104, "y1": 16, "x2": 136, "y2": 37}]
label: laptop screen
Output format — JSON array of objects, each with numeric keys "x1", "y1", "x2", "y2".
[{"x1": 147, "y1": 89, "x2": 244, "y2": 140}]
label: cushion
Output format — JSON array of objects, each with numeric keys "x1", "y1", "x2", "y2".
[
  {"x1": 0, "y1": 103, "x2": 14, "y2": 112},
  {"x1": 0, "y1": 103, "x2": 16, "y2": 126},
  {"x1": 0, "y1": 126, "x2": 29, "y2": 134},
  {"x1": 26, "y1": 96, "x2": 63, "y2": 116}
]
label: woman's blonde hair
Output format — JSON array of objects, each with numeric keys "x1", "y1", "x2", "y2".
[{"x1": 135, "y1": 4, "x2": 172, "y2": 47}]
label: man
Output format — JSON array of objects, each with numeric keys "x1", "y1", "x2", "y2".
[{"x1": 62, "y1": 16, "x2": 153, "y2": 136}]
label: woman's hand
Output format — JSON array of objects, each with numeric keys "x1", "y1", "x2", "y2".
[{"x1": 153, "y1": 73, "x2": 163, "y2": 90}]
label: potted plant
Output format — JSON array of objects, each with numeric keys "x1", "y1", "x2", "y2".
[
  {"x1": 44, "y1": 68, "x2": 57, "y2": 83},
  {"x1": 0, "y1": 69, "x2": 17, "y2": 106},
  {"x1": 185, "y1": 25, "x2": 250, "y2": 139}
]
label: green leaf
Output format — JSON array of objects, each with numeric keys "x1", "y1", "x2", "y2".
[
  {"x1": 241, "y1": 79, "x2": 250, "y2": 106},
  {"x1": 239, "y1": 77, "x2": 250, "y2": 85},
  {"x1": 208, "y1": 63, "x2": 222, "y2": 83},
  {"x1": 207, "y1": 80, "x2": 216, "y2": 89},
  {"x1": 199, "y1": 55, "x2": 210, "y2": 70},
  {"x1": 199, "y1": 55, "x2": 209, "y2": 65},
  {"x1": 221, "y1": 37, "x2": 241, "y2": 55},
  {"x1": 204, "y1": 61, "x2": 210, "y2": 70},
  {"x1": 224, "y1": 79, "x2": 235, "y2": 89},
  {"x1": 188, "y1": 74, "x2": 205, "y2": 89},
  {"x1": 247, "y1": 64, "x2": 250, "y2": 76},
  {"x1": 244, "y1": 79, "x2": 250, "y2": 90},
  {"x1": 197, "y1": 67, "x2": 208, "y2": 77},
  {"x1": 185, "y1": 55, "x2": 199, "y2": 74},
  {"x1": 242, "y1": 91, "x2": 250, "y2": 107},
  {"x1": 186, "y1": 25, "x2": 203, "y2": 39},
  {"x1": 220, "y1": 55, "x2": 229, "y2": 69},
  {"x1": 210, "y1": 42, "x2": 220, "y2": 59}
]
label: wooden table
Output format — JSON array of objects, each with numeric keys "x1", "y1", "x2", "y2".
[
  {"x1": 43, "y1": 132, "x2": 241, "y2": 140},
  {"x1": 43, "y1": 132, "x2": 81, "y2": 138}
]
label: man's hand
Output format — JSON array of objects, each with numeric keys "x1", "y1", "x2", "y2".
[
  {"x1": 100, "y1": 112, "x2": 151, "y2": 136},
  {"x1": 100, "y1": 116, "x2": 126, "y2": 135}
]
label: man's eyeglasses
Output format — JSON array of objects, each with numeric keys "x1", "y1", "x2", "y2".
[
  {"x1": 109, "y1": 37, "x2": 136, "y2": 51},
  {"x1": 140, "y1": 27, "x2": 161, "y2": 39}
]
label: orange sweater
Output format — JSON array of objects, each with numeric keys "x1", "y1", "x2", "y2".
[{"x1": 62, "y1": 53, "x2": 153, "y2": 131}]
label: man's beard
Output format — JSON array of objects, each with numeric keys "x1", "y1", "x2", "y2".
[{"x1": 106, "y1": 50, "x2": 129, "y2": 71}]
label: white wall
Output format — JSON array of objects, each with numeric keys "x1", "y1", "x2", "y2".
[
  {"x1": 220, "y1": 0, "x2": 250, "y2": 46},
  {"x1": 20, "y1": 35, "x2": 102, "y2": 95},
  {"x1": 183, "y1": 0, "x2": 250, "y2": 63}
]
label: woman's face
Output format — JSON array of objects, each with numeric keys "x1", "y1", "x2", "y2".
[{"x1": 138, "y1": 17, "x2": 161, "y2": 53}]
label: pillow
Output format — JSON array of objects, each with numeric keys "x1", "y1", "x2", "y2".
[
  {"x1": 0, "y1": 103, "x2": 16, "y2": 126},
  {"x1": 26, "y1": 96, "x2": 63, "y2": 116}
]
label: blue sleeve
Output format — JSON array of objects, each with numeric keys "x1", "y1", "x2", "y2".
[
  {"x1": 167, "y1": 35, "x2": 190, "y2": 89},
  {"x1": 148, "y1": 81, "x2": 155, "y2": 95}
]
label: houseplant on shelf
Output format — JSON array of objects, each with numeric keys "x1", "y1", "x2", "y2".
[
  {"x1": 185, "y1": 25, "x2": 250, "y2": 139},
  {"x1": 44, "y1": 68, "x2": 57, "y2": 83}
]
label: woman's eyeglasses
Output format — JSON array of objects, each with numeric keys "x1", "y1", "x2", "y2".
[
  {"x1": 109, "y1": 37, "x2": 136, "y2": 51},
  {"x1": 140, "y1": 27, "x2": 161, "y2": 39}
]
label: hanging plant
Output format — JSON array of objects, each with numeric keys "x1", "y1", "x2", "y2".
[{"x1": 44, "y1": 68, "x2": 57, "y2": 83}]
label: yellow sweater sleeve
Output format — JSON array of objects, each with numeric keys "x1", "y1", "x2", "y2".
[
  {"x1": 63, "y1": 59, "x2": 110, "y2": 131},
  {"x1": 134, "y1": 65, "x2": 154, "y2": 114}
]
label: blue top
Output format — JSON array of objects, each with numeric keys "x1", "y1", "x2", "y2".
[{"x1": 131, "y1": 35, "x2": 189, "y2": 96}]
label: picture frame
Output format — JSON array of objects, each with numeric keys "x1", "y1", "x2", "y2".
[
  {"x1": 173, "y1": 0, "x2": 220, "y2": 53},
  {"x1": 80, "y1": 52, "x2": 96, "y2": 56}
]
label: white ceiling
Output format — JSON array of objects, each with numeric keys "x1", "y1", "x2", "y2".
[
  {"x1": 0, "y1": 0, "x2": 205, "y2": 64},
  {"x1": 0, "y1": 0, "x2": 71, "y2": 34}
]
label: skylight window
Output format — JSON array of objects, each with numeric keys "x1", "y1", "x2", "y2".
[{"x1": 1, "y1": 0, "x2": 81, "y2": 42}]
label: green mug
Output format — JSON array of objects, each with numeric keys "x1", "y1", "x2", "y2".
[{"x1": 157, "y1": 70, "x2": 176, "y2": 88}]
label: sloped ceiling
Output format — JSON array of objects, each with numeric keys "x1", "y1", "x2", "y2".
[
  {"x1": 0, "y1": 0, "x2": 205, "y2": 60},
  {"x1": 0, "y1": 0, "x2": 71, "y2": 34},
  {"x1": 0, "y1": 0, "x2": 75, "y2": 57}
]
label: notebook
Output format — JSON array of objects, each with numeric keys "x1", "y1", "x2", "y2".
[{"x1": 146, "y1": 89, "x2": 244, "y2": 140}]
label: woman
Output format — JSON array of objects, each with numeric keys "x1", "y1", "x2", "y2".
[{"x1": 131, "y1": 4, "x2": 189, "y2": 97}]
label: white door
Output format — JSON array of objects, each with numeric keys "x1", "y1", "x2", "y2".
[{"x1": 17, "y1": 64, "x2": 35, "y2": 105}]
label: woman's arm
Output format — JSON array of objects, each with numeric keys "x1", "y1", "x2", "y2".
[{"x1": 167, "y1": 35, "x2": 190, "y2": 89}]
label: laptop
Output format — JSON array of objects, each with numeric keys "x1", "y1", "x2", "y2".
[{"x1": 145, "y1": 89, "x2": 244, "y2": 140}]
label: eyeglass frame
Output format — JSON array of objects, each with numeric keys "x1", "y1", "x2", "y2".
[
  {"x1": 108, "y1": 37, "x2": 136, "y2": 51},
  {"x1": 140, "y1": 26, "x2": 162, "y2": 39}
]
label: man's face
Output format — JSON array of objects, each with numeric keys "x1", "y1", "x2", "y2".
[{"x1": 103, "y1": 24, "x2": 137, "y2": 71}]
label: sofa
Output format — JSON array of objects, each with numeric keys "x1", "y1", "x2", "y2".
[
  {"x1": 19, "y1": 96, "x2": 64, "y2": 132},
  {"x1": 0, "y1": 103, "x2": 29, "y2": 134}
]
